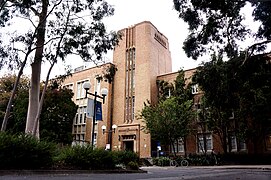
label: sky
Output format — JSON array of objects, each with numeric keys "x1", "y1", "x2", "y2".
[
  {"x1": 103, "y1": 0, "x2": 200, "y2": 71},
  {"x1": 49, "y1": 0, "x2": 200, "y2": 79},
  {"x1": 0, "y1": 0, "x2": 257, "y2": 79}
]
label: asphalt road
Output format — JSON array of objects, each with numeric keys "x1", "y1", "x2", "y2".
[{"x1": 1, "y1": 166, "x2": 271, "y2": 180}]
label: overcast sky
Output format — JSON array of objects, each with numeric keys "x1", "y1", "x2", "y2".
[
  {"x1": 103, "y1": 0, "x2": 200, "y2": 71},
  {"x1": 51, "y1": 0, "x2": 200, "y2": 79},
  {"x1": 0, "y1": 0, "x2": 257, "y2": 79}
]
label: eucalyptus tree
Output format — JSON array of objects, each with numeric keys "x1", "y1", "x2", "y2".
[
  {"x1": 0, "y1": 0, "x2": 120, "y2": 137},
  {"x1": 173, "y1": 0, "x2": 271, "y2": 60}
]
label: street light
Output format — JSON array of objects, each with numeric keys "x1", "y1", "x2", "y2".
[
  {"x1": 101, "y1": 124, "x2": 117, "y2": 134},
  {"x1": 83, "y1": 81, "x2": 108, "y2": 148},
  {"x1": 101, "y1": 124, "x2": 117, "y2": 150}
]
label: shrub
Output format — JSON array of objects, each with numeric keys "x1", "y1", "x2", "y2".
[
  {"x1": 56, "y1": 145, "x2": 116, "y2": 170},
  {"x1": 114, "y1": 150, "x2": 140, "y2": 166},
  {"x1": 0, "y1": 132, "x2": 56, "y2": 169},
  {"x1": 127, "y1": 161, "x2": 139, "y2": 170},
  {"x1": 152, "y1": 157, "x2": 170, "y2": 166}
]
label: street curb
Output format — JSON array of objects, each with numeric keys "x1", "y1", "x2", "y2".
[
  {"x1": 141, "y1": 165, "x2": 271, "y2": 171},
  {"x1": 0, "y1": 169, "x2": 147, "y2": 175}
]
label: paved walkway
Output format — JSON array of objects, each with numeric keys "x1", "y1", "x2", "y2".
[
  {"x1": 1, "y1": 165, "x2": 271, "y2": 176},
  {"x1": 141, "y1": 165, "x2": 271, "y2": 170}
]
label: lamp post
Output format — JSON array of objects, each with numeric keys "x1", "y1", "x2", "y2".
[
  {"x1": 101, "y1": 124, "x2": 117, "y2": 150},
  {"x1": 83, "y1": 81, "x2": 108, "y2": 148}
]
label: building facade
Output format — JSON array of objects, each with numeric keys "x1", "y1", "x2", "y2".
[
  {"x1": 62, "y1": 21, "x2": 172, "y2": 158},
  {"x1": 62, "y1": 21, "x2": 271, "y2": 158}
]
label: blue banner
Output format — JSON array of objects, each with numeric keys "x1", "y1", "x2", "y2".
[{"x1": 95, "y1": 101, "x2": 103, "y2": 121}]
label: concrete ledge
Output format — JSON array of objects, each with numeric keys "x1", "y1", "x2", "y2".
[{"x1": 0, "y1": 169, "x2": 147, "y2": 175}]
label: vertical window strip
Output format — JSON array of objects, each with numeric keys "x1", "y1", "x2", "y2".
[
  {"x1": 125, "y1": 97, "x2": 129, "y2": 122},
  {"x1": 125, "y1": 48, "x2": 136, "y2": 123},
  {"x1": 76, "y1": 82, "x2": 81, "y2": 98},
  {"x1": 125, "y1": 50, "x2": 130, "y2": 123},
  {"x1": 133, "y1": 48, "x2": 136, "y2": 69},
  {"x1": 132, "y1": 96, "x2": 135, "y2": 121},
  {"x1": 96, "y1": 78, "x2": 101, "y2": 94},
  {"x1": 126, "y1": 28, "x2": 128, "y2": 48}
]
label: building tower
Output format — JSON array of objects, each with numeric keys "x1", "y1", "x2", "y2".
[{"x1": 111, "y1": 21, "x2": 172, "y2": 158}]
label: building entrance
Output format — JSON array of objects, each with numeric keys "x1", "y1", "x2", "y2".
[{"x1": 123, "y1": 141, "x2": 134, "y2": 152}]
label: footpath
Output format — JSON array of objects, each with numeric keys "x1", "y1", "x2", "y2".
[
  {"x1": 1, "y1": 165, "x2": 271, "y2": 175},
  {"x1": 141, "y1": 165, "x2": 271, "y2": 170}
]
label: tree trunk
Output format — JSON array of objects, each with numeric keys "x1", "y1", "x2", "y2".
[
  {"x1": 32, "y1": 7, "x2": 70, "y2": 135},
  {"x1": 25, "y1": 1, "x2": 48, "y2": 137},
  {"x1": 1, "y1": 50, "x2": 31, "y2": 131},
  {"x1": 1, "y1": 64, "x2": 25, "y2": 131},
  {"x1": 32, "y1": 61, "x2": 55, "y2": 135}
]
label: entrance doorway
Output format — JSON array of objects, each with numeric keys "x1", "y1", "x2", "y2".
[{"x1": 123, "y1": 141, "x2": 134, "y2": 152}]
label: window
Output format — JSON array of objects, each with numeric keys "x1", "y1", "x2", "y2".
[
  {"x1": 239, "y1": 140, "x2": 247, "y2": 151},
  {"x1": 198, "y1": 134, "x2": 213, "y2": 153},
  {"x1": 125, "y1": 48, "x2": 136, "y2": 123},
  {"x1": 83, "y1": 107, "x2": 87, "y2": 123},
  {"x1": 230, "y1": 135, "x2": 237, "y2": 151},
  {"x1": 64, "y1": 83, "x2": 73, "y2": 91},
  {"x1": 125, "y1": 97, "x2": 129, "y2": 122},
  {"x1": 192, "y1": 84, "x2": 199, "y2": 94},
  {"x1": 75, "y1": 114, "x2": 78, "y2": 124},
  {"x1": 172, "y1": 138, "x2": 184, "y2": 153},
  {"x1": 76, "y1": 80, "x2": 89, "y2": 99},
  {"x1": 265, "y1": 135, "x2": 271, "y2": 151},
  {"x1": 95, "y1": 78, "x2": 101, "y2": 95},
  {"x1": 194, "y1": 103, "x2": 202, "y2": 121},
  {"x1": 132, "y1": 96, "x2": 135, "y2": 120},
  {"x1": 131, "y1": 69, "x2": 135, "y2": 92},
  {"x1": 93, "y1": 133, "x2": 97, "y2": 145}
]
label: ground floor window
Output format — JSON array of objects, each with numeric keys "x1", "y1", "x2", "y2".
[
  {"x1": 230, "y1": 135, "x2": 237, "y2": 151},
  {"x1": 197, "y1": 133, "x2": 213, "y2": 153},
  {"x1": 171, "y1": 138, "x2": 184, "y2": 153},
  {"x1": 265, "y1": 135, "x2": 271, "y2": 151}
]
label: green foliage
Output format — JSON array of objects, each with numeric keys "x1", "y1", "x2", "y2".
[
  {"x1": 0, "y1": 74, "x2": 30, "y2": 131},
  {"x1": 0, "y1": 0, "x2": 121, "y2": 72},
  {"x1": 140, "y1": 70, "x2": 193, "y2": 154},
  {"x1": 141, "y1": 97, "x2": 193, "y2": 146},
  {"x1": 0, "y1": 132, "x2": 56, "y2": 169},
  {"x1": 0, "y1": 75, "x2": 77, "y2": 144},
  {"x1": 126, "y1": 161, "x2": 139, "y2": 170},
  {"x1": 193, "y1": 53, "x2": 271, "y2": 153},
  {"x1": 55, "y1": 146, "x2": 139, "y2": 170},
  {"x1": 235, "y1": 54, "x2": 271, "y2": 151},
  {"x1": 173, "y1": 0, "x2": 271, "y2": 60},
  {"x1": 152, "y1": 157, "x2": 171, "y2": 166},
  {"x1": 114, "y1": 150, "x2": 140, "y2": 166},
  {"x1": 103, "y1": 64, "x2": 118, "y2": 84},
  {"x1": 40, "y1": 86, "x2": 78, "y2": 144},
  {"x1": 0, "y1": 131, "x2": 141, "y2": 170},
  {"x1": 55, "y1": 145, "x2": 116, "y2": 170}
]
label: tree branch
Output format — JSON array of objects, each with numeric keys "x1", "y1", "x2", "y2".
[{"x1": 242, "y1": 40, "x2": 271, "y2": 66}]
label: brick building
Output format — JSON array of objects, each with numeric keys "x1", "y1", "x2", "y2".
[
  {"x1": 61, "y1": 21, "x2": 271, "y2": 158},
  {"x1": 62, "y1": 21, "x2": 172, "y2": 158}
]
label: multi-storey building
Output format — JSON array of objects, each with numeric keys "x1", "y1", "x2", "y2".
[
  {"x1": 62, "y1": 21, "x2": 271, "y2": 158},
  {"x1": 63, "y1": 21, "x2": 172, "y2": 158}
]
